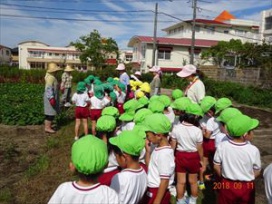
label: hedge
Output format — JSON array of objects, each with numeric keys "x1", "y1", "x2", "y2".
[{"x1": 1, "y1": 66, "x2": 272, "y2": 108}]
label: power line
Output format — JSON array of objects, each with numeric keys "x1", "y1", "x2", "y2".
[{"x1": 0, "y1": 13, "x2": 175, "y2": 23}]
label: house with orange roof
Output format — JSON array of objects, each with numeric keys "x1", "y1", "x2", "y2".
[{"x1": 128, "y1": 10, "x2": 260, "y2": 72}]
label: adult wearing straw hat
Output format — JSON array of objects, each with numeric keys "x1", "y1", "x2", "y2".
[
  {"x1": 60, "y1": 64, "x2": 74, "y2": 107},
  {"x1": 149, "y1": 65, "x2": 161, "y2": 96},
  {"x1": 44, "y1": 62, "x2": 62, "y2": 133}
]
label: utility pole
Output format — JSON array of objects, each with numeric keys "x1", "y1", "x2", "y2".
[
  {"x1": 152, "y1": 3, "x2": 158, "y2": 67},
  {"x1": 190, "y1": 0, "x2": 197, "y2": 64}
]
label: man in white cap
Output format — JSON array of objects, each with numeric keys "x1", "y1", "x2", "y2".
[
  {"x1": 176, "y1": 64, "x2": 205, "y2": 104},
  {"x1": 116, "y1": 63, "x2": 130, "y2": 99},
  {"x1": 60, "y1": 64, "x2": 74, "y2": 107}
]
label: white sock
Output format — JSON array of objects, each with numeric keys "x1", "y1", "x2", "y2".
[{"x1": 189, "y1": 196, "x2": 198, "y2": 204}]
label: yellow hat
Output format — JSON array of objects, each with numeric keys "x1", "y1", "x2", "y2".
[
  {"x1": 136, "y1": 90, "x2": 145, "y2": 99},
  {"x1": 64, "y1": 65, "x2": 75, "y2": 72},
  {"x1": 47, "y1": 62, "x2": 62, "y2": 73},
  {"x1": 140, "y1": 82, "x2": 151, "y2": 93}
]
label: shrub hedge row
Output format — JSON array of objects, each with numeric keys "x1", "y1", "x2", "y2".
[{"x1": 1, "y1": 66, "x2": 272, "y2": 108}]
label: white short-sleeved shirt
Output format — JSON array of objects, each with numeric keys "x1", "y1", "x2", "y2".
[
  {"x1": 71, "y1": 92, "x2": 90, "y2": 107},
  {"x1": 213, "y1": 140, "x2": 261, "y2": 181},
  {"x1": 164, "y1": 107, "x2": 175, "y2": 124},
  {"x1": 114, "y1": 90, "x2": 126, "y2": 104},
  {"x1": 186, "y1": 80, "x2": 205, "y2": 104},
  {"x1": 48, "y1": 182, "x2": 119, "y2": 204},
  {"x1": 147, "y1": 146, "x2": 175, "y2": 188},
  {"x1": 104, "y1": 151, "x2": 119, "y2": 173},
  {"x1": 199, "y1": 115, "x2": 210, "y2": 129},
  {"x1": 215, "y1": 132, "x2": 228, "y2": 148},
  {"x1": 90, "y1": 96, "x2": 110, "y2": 109},
  {"x1": 206, "y1": 117, "x2": 221, "y2": 140},
  {"x1": 264, "y1": 163, "x2": 272, "y2": 204},
  {"x1": 120, "y1": 121, "x2": 135, "y2": 131},
  {"x1": 110, "y1": 167, "x2": 147, "y2": 204},
  {"x1": 171, "y1": 122, "x2": 203, "y2": 152}
]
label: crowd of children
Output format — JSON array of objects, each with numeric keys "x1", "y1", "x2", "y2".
[{"x1": 48, "y1": 63, "x2": 271, "y2": 204}]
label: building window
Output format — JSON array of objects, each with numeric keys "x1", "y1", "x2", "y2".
[
  {"x1": 29, "y1": 51, "x2": 44, "y2": 58},
  {"x1": 141, "y1": 44, "x2": 146, "y2": 59},
  {"x1": 6, "y1": 50, "x2": 10, "y2": 56},
  {"x1": 158, "y1": 50, "x2": 171, "y2": 60},
  {"x1": 265, "y1": 16, "x2": 272, "y2": 30},
  {"x1": 195, "y1": 25, "x2": 200, "y2": 32},
  {"x1": 206, "y1": 26, "x2": 215, "y2": 34},
  {"x1": 224, "y1": 30, "x2": 229, "y2": 34},
  {"x1": 125, "y1": 54, "x2": 132, "y2": 61},
  {"x1": 30, "y1": 62, "x2": 45, "y2": 69},
  {"x1": 133, "y1": 46, "x2": 138, "y2": 61}
]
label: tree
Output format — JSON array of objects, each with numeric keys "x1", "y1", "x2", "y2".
[{"x1": 71, "y1": 30, "x2": 119, "y2": 69}]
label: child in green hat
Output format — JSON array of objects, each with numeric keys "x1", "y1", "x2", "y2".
[
  {"x1": 48, "y1": 135, "x2": 119, "y2": 203},
  {"x1": 170, "y1": 103, "x2": 204, "y2": 204},
  {"x1": 142, "y1": 113, "x2": 175, "y2": 204},
  {"x1": 159, "y1": 95, "x2": 175, "y2": 124},
  {"x1": 71, "y1": 81, "x2": 90, "y2": 140},
  {"x1": 213, "y1": 114, "x2": 261, "y2": 204},
  {"x1": 109, "y1": 130, "x2": 147, "y2": 203},
  {"x1": 90, "y1": 84, "x2": 111, "y2": 135}
]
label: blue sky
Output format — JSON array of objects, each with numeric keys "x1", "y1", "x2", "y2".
[{"x1": 0, "y1": 0, "x2": 271, "y2": 49}]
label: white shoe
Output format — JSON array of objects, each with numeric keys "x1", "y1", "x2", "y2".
[
  {"x1": 169, "y1": 185, "x2": 177, "y2": 197},
  {"x1": 64, "y1": 102, "x2": 72, "y2": 107},
  {"x1": 74, "y1": 136, "x2": 79, "y2": 141}
]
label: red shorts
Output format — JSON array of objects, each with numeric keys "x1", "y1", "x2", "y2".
[
  {"x1": 175, "y1": 151, "x2": 201, "y2": 174},
  {"x1": 116, "y1": 103, "x2": 124, "y2": 114},
  {"x1": 142, "y1": 187, "x2": 170, "y2": 204},
  {"x1": 98, "y1": 169, "x2": 120, "y2": 187},
  {"x1": 217, "y1": 178, "x2": 255, "y2": 204},
  {"x1": 203, "y1": 138, "x2": 215, "y2": 158},
  {"x1": 90, "y1": 109, "x2": 102, "y2": 121},
  {"x1": 75, "y1": 107, "x2": 89, "y2": 119}
]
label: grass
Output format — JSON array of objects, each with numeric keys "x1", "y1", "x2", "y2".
[
  {"x1": 46, "y1": 137, "x2": 60, "y2": 150},
  {"x1": 0, "y1": 187, "x2": 12, "y2": 203},
  {"x1": 26, "y1": 155, "x2": 50, "y2": 178},
  {"x1": 3, "y1": 142, "x2": 19, "y2": 161}
]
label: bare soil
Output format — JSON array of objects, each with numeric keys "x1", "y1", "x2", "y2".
[{"x1": 0, "y1": 105, "x2": 271, "y2": 204}]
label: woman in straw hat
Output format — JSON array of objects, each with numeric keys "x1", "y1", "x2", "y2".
[
  {"x1": 60, "y1": 64, "x2": 74, "y2": 107},
  {"x1": 44, "y1": 62, "x2": 62, "y2": 133}
]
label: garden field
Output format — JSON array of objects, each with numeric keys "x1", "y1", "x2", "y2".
[{"x1": 0, "y1": 66, "x2": 272, "y2": 204}]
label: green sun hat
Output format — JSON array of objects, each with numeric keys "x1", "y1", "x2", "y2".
[
  {"x1": 148, "y1": 100, "x2": 165, "y2": 113},
  {"x1": 103, "y1": 83, "x2": 114, "y2": 92},
  {"x1": 124, "y1": 99, "x2": 139, "y2": 112},
  {"x1": 118, "y1": 82, "x2": 126, "y2": 92},
  {"x1": 96, "y1": 115, "x2": 116, "y2": 132},
  {"x1": 109, "y1": 130, "x2": 145, "y2": 156},
  {"x1": 172, "y1": 89, "x2": 183, "y2": 100},
  {"x1": 77, "y1": 81, "x2": 86, "y2": 92},
  {"x1": 94, "y1": 79, "x2": 103, "y2": 85},
  {"x1": 215, "y1": 98, "x2": 232, "y2": 114},
  {"x1": 217, "y1": 108, "x2": 242, "y2": 123},
  {"x1": 170, "y1": 97, "x2": 191, "y2": 111},
  {"x1": 149, "y1": 95, "x2": 160, "y2": 102},
  {"x1": 84, "y1": 75, "x2": 94, "y2": 86},
  {"x1": 107, "y1": 77, "x2": 114, "y2": 83},
  {"x1": 132, "y1": 125, "x2": 147, "y2": 138},
  {"x1": 143, "y1": 113, "x2": 171, "y2": 134},
  {"x1": 158, "y1": 95, "x2": 171, "y2": 107},
  {"x1": 133, "y1": 108, "x2": 153, "y2": 125},
  {"x1": 119, "y1": 110, "x2": 135, "y2": 121},
  {"x1": 94, "y1": 85, "x2": 105, "y2": 99},
  {"x1": 102, "y1": 106, "x2": 120, "y2": 118},
  {"x1": 186, "y1": 103, "x2": 203, "y2": 117},
  {"x1": 138, "y1": 96, "x2": 149, "y2": 107},
  {"x1": 226, "y1": 114, "x2": 259, "y2": 137},
  {"x1": 200, "y1": 96, "x2": 217, "y2": 113},
  {"x1": 109, "y1": 91, "x2": 117, "y2": 102},
  {"x1": 71, "y1": 135, "x2": 108, "y2": 175}
]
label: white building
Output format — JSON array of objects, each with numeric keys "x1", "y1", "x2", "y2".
[
  {"x1": 128, "y1": 10, "x2": 260, "y2": 72},
  {"x1": 260, "y1": 9, "x2": 272, "y2": 43},
  {"x1": 18, "y1": 41, "x2": 81, "y2": 69},
  {"x1": 0, "y1": 45, "x2": 11, "y2": 65},
  {"x1": 119, "y1": 50, "x2": 133, "y2": 64}
]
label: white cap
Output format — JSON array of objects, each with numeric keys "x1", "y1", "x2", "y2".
[
  {"x1": 135, "y1": 71, "x2": 141, "y2": 76},
  {"x1": 116, "y1": 63, "x2": 125, "y2": 70},
  {"x1": 149, "y1": 65, "x2": 161, "y2": 73},
  {"x1": 177, "y1": 64, "x2": 196, "y2": 78}
]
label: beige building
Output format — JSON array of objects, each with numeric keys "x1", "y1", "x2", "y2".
[
  {"x1": 128, "y1": 10, "x2": 260, "y2": 73},
  {"x1": 18, "y1": 41, "x2": 82, "y2": 69},
  {"x1": 0, "y1": 45, "x2": 11, "y2": 65},
  {"x1": 260, "y1": 9, "x2": 272, "y2": 43}
]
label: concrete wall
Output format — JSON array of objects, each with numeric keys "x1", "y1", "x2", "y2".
[{"x1": 200, "y1": 66, "x2": 271, "y2": 87}]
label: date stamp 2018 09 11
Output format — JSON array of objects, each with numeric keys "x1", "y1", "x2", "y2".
[{"x1": 213, "y1": 181, "x2": 254, "y2": 190}]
